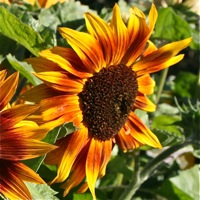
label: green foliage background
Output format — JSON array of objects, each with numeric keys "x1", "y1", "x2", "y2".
[{"x1": 0, "y1": 0, "x2": 199, "y2": 199}]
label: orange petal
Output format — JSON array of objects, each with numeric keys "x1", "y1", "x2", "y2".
[
  {"x1": 98, "y1": 139, "x2": 112, "y2": 177},
  {"x1": 84, "y1": 11, "x2": 116, "y2": 66},
  {"x1": 127, "y1": 112, "x2": 162, "y2": 148},
  {"x1": 62, "y1": 143, "x2": 89, "y2": 197},
  {"x1": 0, "y1": 72, "x2": 19, "y2": 111},
  {"x1": 39, "y1": 47, "x2": 91, "y2": 79},
  {"x1": 134, "y1": 38, "x2": 192, "y2": 75},
  {"x1": 35, "y1": 71, "x2": 83, "y2": 93},
  {"x1": 122, "y1": 4, "x2": 157, "y2": 66},
  {"x1": 12, "y1": 120, "x2": 49, "y2": 140},
  {"x1": 116, "y1": 126, "x2": 142, "y2": 152},
  {"x1": 137, "y1": 74, "x2": 155, "y2": 95},
  {"x1": 76, "y1": 182, "x2": 88, "y2": 194},
  {"x1": 1, "y1": 104, "x2": 39, "y2": 130},
  {"x1": 25, "y1": 57, "x2": 62, "y2": 73},
  {"x1": 110, "y1": 4, "x2": 129, "y2": 64},
  {"x1": 1, "y1": 134, "x2": 57, "y2": 160},
  {"x1": 86, "y1": 138, "x2": 102, "y2": 199},
  {"x1": 39, "y1": 95, "x2": 80, "y2": 121},
  {"x1": 20, "y1": 83, "x2": 63, "y2": 103},
  {"x1": 11, "y1": 162, "x2": 45, "y2": 184},
  {"x1": 45, "y1": 137, "x2": 69, "y2": 165},
  {"x1": 134, "y1": 92, "x2": 156, "y2": 112},
  {"x1": 0, "y1": 69, "x2": 7, "y2": 81},
  {"x1": 143, "y1": 40, "x2": 158, "y2": 57},
  {"x1": 58, "y1": 27, "x2": 105, "y2": 73},
  {"x1": 1, "y1": 161, "x2": 32, "y2": 200},
  {"x1": 50, "y1": 125, "x2": 88, "y2": 184}
]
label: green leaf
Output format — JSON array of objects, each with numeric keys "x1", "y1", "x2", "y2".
[
  {"x1": 6, "y1": 54, "x2": 42, "y2": 85},
  {"x1": 152, "y1": 115, "x2": 185, "y2": 146},
  {"x1": 38, "y1": 1, "x2": 96, "y2": 30},
  {"x1": 0, "y1": 7, "x2": 49, "y2": 56},
  {"x1": 25, "y1": 182, "x2": 59, "y2": 200},
  {"x1": 73, "y1": 193, "x2": 93, "y2": 200},
  {"x1": 153, "y1": 7, "x2": 191, "y2": 41},
  {"x1": 153, "y1": 129, "x2": 185, "y2": 146},
  {"x1": 57, "y1": 122, "x2": 77, "y2": 140},
  {"x1": 174, "y1": 71, "x2": 198, "y2": 98},
  {"x1": 156, "y1": 179, "x2": 193, "y2": 200},
  {"x1": 155, "y1": 103, "x2": 179, "y2": 116},
  {"x1": 100, "y1": 156, "x2": 132, "y2": 187},
  {"x1": 152, "y1": 115, "x2": 183, "y2": 135},
  {"x1": 22, "y1": 156, "x2": 45, "y2": 172},
  {"x1": 170, "y1": 165, "x2": 200, "y2": 200},
  {"x1": 73, "y1": 189, "x2": 107, "y2": 200},
  {"x1": 42, "y1": 126, "x2": 61, "y2": 144}
]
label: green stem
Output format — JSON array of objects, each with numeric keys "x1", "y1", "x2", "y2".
[
  {"x1": 119, "y1": 141, "x2": 191, "y2": 200},
  {"x1": 156, "y1": 68, "x2": 169, "y2": 104}
]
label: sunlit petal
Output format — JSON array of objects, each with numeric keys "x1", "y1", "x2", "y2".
[
  {"x1": 85, "y1": 12, "x2": 116, "y2": 65},
  {"x1": 58, "y1": 27, "x2": 105, "y2": 73},
  {"x1": 50, "y1": 126, "x2": 88, "y2": 184},
  {"x1": 0, "y1": 72, "x2": 19, "y2": 111},
  {"x1": 128, "y1": 112, "x2": 162, "y2": 148}
]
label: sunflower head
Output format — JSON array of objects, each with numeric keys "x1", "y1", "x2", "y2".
[
  {"x1": 23, "y1": 3, "x2": 192, "y2": 199},
  {"x1": 0, "y1": 70, "x2": 56, "y2": 200},
  {"x1": 79, "y1": 64, "x2": 138, "y2": 141}
]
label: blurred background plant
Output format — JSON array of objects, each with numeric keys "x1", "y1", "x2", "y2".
[{"x1": 0, "y1": 0, "x2": 199, "y2": 199}]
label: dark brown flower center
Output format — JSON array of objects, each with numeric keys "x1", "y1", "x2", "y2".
[{"x1": 79, "y1": 64, "x2": 138, "y2": 141}]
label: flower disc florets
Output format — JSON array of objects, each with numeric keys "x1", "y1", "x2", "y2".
[{"x1": 79, "y1": 64, "x2": 138, "y2": 141}]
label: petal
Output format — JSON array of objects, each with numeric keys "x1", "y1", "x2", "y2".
[
  {"x1": 39, "y1": 95, "x2": 80, "y2": 121},
  {"x1": 127, "y1": 112, "x2": 162, "y2": 148},
  {"x1": 122, "y1": 4, "x2": 157, "y2": 66},
  {"x1": 134, "y1": 38, "x2": 192, "y2": 75},
  {"x1": 50, "y1": 125, "x2": 88, "y2": 184},
  {"x1": 76, "y1": 182, "x2": 88, "y2": 194},
  {"x1": 0, "y1": 72, "x2": 19, "y2": 111},
  {"x1": 45, "y1": 137, "x2": 69, "y2": 165},
  {"x1": 143, "y1": 40, "x2": 158, "y2": 57},
  {"x1": 0, "y1": 104, "x2": 39, "y2": 130},
  {"x1": 110, "y1": 4, "x2": 129, "y2": 64},
  {"x1": 58, "y1": 27, "x2": 105, "y2": 73},
  {"x1": 62, "y1": 143, "x2": 89, "y2": 197},
  {"x1": 86, "y1": 138, "x2": 102, "y2": 199},
  {"x1": 84, "y1": 11, "x2": 116, "y2": 65},
  {"x1": 35, "y1": 71, "x2": 83, "y2": 93},
  {"x1": 0, "y1": 134, "x2": 57, "y2": 160},
  {"x1": 134, "y1": 92, "x2": 156, "y2": 112},
  {"x1": 148, "y1": 4, "x2": 158, "y2": 34},
  {"x1": 98, "y1": 139, "x2": 112, "y2": 177},
  {"x1": 25, "y1": 57, "x2": 62, "y2": 73},
  {"x1": 1, "y1": 161, "x2": 32, "y2": 200},
  {"x1": 138, "y1": 54, "x2": 185, "y2": 76},
  {"x1": 116, "y1": 126, "x2": 142, "y2": 152},
  {"x1": 12, "y1": 120, "x2": 49, "y2": 140},
  {"x1": 20, "y1": 83, "x2": 64, "y2": 103},
  {"x1": 11, "y1": 162, "x2": 45, "y2": 184},
  {"x1": 39, "y1": 47, "x2": 91, "y2": 79},
  {"x1": 0, "y1": 69, "x2": 7, "y2": 81},
  {"x1": 137, "y1": 74, "x2": 155, "y2": 95}
]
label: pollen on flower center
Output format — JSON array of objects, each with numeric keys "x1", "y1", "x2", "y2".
[{"x1": 79, "y1": 64, "x2": 138, "y2": 141}]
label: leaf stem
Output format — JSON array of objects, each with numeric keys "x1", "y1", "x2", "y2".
[
  {"x1": 119, "y1": 141, "x2": 191, "y2": 200},
  {"x1": 156, "y1": 68, "x2": 169, "y2": 104}
]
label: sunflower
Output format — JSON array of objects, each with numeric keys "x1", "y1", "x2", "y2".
[
  {"x1": 23, "y1": 4, "x2": 191, "y2": 199},
  {"x1": 0, "y1": 70, "x2": 57, "y2": 200},
  {"x1": 0, "y1": 0, "x2": 67, "y2": 8}
]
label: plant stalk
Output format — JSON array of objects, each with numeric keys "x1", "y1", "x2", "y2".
[
  {"x1": 156, "y1": 68, "x2": 169, "y2": 104},
  {"x1": 119, "y1": 141, "x2": 191, "y2": 200}
]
